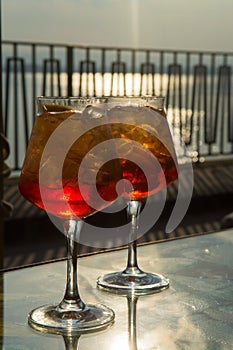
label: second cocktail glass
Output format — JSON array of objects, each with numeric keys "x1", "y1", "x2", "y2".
[{"x1": 97, "y1": 96, "x2": 178, "y2": 294}]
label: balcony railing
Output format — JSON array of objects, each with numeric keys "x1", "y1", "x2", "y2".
[{"x1": 2, "y1": 40, "x2": 233, "y2": 171}]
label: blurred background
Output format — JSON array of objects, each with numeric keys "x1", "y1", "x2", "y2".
[{"x1": 2, "y1": 0, "x2": 233, "y2": 51}]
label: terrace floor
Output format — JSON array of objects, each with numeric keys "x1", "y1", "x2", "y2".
[{"x1": 3, "y1": 159, "x2": 233, "y2": 270}]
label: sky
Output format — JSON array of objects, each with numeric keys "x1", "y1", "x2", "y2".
[{"x1": 1, "y1": 0, "x2": 233, "y2": 52}]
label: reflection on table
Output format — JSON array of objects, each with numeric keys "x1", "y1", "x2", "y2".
[{"x1": 1, "y1": 229, "x2": 233, "y2": 349}]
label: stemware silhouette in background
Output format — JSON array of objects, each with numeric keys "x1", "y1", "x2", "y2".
[
  {"x1": 19, "y1": 97, "x2": 121, "y2": 333},
  {"x1": 97, "y1": 96, "x2": 178, "y2": 294}
]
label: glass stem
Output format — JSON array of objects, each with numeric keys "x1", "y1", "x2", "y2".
[
  {"x1": 124, "y1": 201, "x2": 142, "y2": 274},
  {"x1": 59, "y1": 219, "x2": 85, "y2": 311}
]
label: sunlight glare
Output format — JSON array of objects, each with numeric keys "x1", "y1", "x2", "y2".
[{"x1": 109, "y1": 332, "x2": 129, "y2": 350}]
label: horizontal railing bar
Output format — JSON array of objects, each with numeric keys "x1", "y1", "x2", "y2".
[{"x1": 3, "y1": 40, "x2": 233, "y2": 56}]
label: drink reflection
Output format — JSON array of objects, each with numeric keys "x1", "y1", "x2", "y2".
[
  {"x1": 28, "y1": 293, "x2": 140, "y2": 350},
  {"x1": 127, "y1": 294, "x2": 138, "y2": 350},
  {"x1": 61, "y1": 294, "x2": 139, "y2": 350}
]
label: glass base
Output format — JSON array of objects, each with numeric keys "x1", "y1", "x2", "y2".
[
  {"x1": 28, "y1": 303, "x2": 115, "y2": 334},
  {"x1": 97, "y1": 271, "x2": 169, "y2": 295}
]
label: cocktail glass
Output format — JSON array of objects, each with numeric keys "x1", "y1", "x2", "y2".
[
  {"x1": 97, "y1": 96, "x2": 178, "y2": 294},
  {"x1": 19, "y1": 97, "x2": 119, "y2": 333}
]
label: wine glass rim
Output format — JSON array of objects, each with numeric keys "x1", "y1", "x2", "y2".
[
  {"x1": 37, "y1": 96, "x2": 108, "y2": 103},
  {"x1": 37, "y1": 95, "x2": 164, "y2": 102}
]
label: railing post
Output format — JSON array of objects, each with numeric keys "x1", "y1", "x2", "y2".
[{"x1": 67, "y1": 46, "x2": 73, "y2": 96}]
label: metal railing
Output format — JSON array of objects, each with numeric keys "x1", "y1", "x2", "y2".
[{"x1": 2, "y1": 40, "x2": 233, "y2": 171}]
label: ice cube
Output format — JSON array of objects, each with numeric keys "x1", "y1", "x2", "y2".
[
  {"x1": 82, "y1": 104, "x2": 107, "y2": 120},
  {"x1": 108, "y1": 105, "x2": 176, "y2": 157}
]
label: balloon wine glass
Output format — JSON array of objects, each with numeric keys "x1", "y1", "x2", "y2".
[
  {"x1": 97, "y1": 96, "x2": 178, "y2": 294},
  {"x1": 19, "y1": 97, "x2": 121, "y2": 333}
]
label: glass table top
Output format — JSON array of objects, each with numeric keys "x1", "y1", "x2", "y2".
[{"x1": 1, "y1": 229, "x2": 233, "y2": 349}]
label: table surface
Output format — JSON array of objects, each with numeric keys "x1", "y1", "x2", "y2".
[{"x1": 1, "y1": 229, "x2": 233, "y2": 349}]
